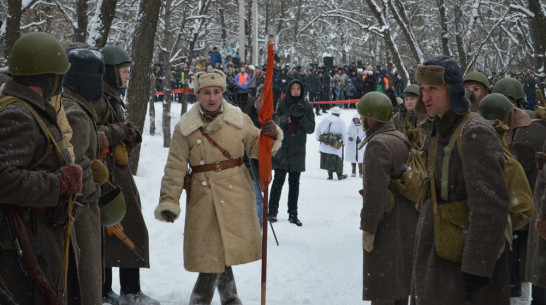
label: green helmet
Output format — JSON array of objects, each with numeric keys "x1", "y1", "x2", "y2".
[
  {"x1": 492, "y1": 78, "x2": 524, "y2": 100},
  {"x1": 464, "y1": 72, "x2": 491, "y2": 93},
  {"x1": 477, "y1": 93, "x2": 514, "y2": 121},
  {"x1": 99, "y1": 186, "x2": 126, "y2": 226},
  {"x1": 100, "y1": 45, "x2": 132, "y2": 66},
  {"x1": 8, "y1": 32, "x2": 70, "y2": 76},
  {"x1": 357, "y1": 91, "x2": 393, "y2": 122},
  {"x1": 403, "y1": 84, "x2": 420, "y2": 96}
]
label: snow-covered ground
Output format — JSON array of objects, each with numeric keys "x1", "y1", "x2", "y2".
[{"x1": 107, "y1": 101, "x2": 367, "y2": 304}]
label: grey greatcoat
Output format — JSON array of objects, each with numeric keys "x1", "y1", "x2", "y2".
[
  {"x1": 412, "y1": 110, "x2": 510, "y2": 305},
  {"x1": 94, "y1": 82, "x2": 150, "y2": 268},
  {"x1": 0, "y1": 80, "x2": 80, "y2": 305},
  {"x1": 360, "y1": 122, "x2": 418, "y2": 301},
  {"x1": 62, "y1": 87, "x2": 102, "y2": 305},
  {"x1": 154, "y1": 101, "x2": 282, "y2": 273},
  {"x1": 526, "y1": 140, "x2": 546, "y2": 288}
]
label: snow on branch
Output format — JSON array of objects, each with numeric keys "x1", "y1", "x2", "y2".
[{"x1": 510, "y1": 4, "x2": 534, "y2": 18}]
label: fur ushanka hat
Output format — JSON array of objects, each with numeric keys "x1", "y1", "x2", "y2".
[
  {"x1": 193, "y1": 69, "x2": 227, "y2": 93},
  {"x1": 415, "y1": 55, "x2": 467, "y2": 115}
]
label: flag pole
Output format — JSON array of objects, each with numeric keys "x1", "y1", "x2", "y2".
[{"x1": 261, "y1": 34, "x2": 275, "y2": 305}]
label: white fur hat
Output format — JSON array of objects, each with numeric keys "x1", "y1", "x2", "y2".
[
  {"x1": 331, "y1": 106, "x2": 341, "y2": 115},
  {"x1": 193, "y1": 69, "x2": 227, "y2": 93}
]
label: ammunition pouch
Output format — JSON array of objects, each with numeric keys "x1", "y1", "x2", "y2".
[
  {"x1": 91, "y1": 158, "x2": 109, "y2": 185},
  {"x1": 433, "y1": 199, "x2": 468, "y2": 263},
  {"x1": 114, "y1": 143, "x2": 129, "y2": 166}
]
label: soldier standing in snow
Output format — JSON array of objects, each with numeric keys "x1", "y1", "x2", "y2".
[
  {"x1": 412, "y1": 55, "x2": 510, "y2": 305},
  {"x1": 97, "y1": 46, "x2": 159, "y2": 305},
  {"x1": 346, "y1": 113, "x2": 366, "y2": 178},
  {"x1": 316, "y1": 106, "x2": 348, "y2": 180},
  {"x1": 154, "y1": 69, "x2": 282, "y2": 304},
  {"x1": 358, "y1": 92, "x2": 417, "y2": 305}
]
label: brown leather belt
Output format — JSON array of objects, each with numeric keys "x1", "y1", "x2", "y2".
[{"x1": 191, "y1": 157, "x2": 244, "y2": 173}]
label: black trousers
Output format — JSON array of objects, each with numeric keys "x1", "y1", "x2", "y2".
[
  {"x1": 268, "y1": 169, "x2": 301, "y2": 215},
  {"x1": 103, "y1": 267, "x2": 141, "y2": 294},
  {"x1": 532, "y1": 285, "x2": 546, "y2": 305},
  {"x1": 508, "y1": 229, "x2": 528, "y2": 296}
]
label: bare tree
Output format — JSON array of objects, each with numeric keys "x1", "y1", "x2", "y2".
[
  {"x1": 126, "y1": 0, "x2": 161, "y2": 173},
  {"x1": 87, "y1": 0, "x2": 118, "y2": 48}
]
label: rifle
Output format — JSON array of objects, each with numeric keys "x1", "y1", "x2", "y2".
[
  {"x1": 2, "y1": 205, "x2": 61, "y2": 305},
  {"x1": 106, "y1": 223, "x2": 145, "y2": 261}
]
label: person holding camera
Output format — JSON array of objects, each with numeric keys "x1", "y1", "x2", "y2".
[
  {"x1": 269, "y1": 79, "x2": 315, "y2": 226},
  {"x1": 316, "y1": 106, "x2": 348, "y2": 180}
]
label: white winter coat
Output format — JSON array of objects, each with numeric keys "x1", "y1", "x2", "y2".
[
  {"x1": 346, "y1": 114, "x2": 366, "y2": 163},
  {"x1": 316, "y1": 114, "x2": 348, "y2": 158}
]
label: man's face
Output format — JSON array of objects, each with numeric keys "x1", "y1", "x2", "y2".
[
  {"x1": 404, "y1": 96, "x2": 418, "y2": 111},
  {"x1": 464, "y1": 81, "x2": 487, "y2": 105},
  {"x1": 197, "y1": 86, "x2": 224, "y2": 112},
  {"x1": 119, "y1": 66, "x2": 131, "y2": 88},
  {"x1": 420, "y1": 83, "x2": 451, "y2": 118}
]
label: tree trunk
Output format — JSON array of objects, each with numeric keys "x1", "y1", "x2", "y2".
[
  {"x1": 219, "y1": 7, "x2": 228, "y2": 51},
  {"x1": 88, "y1": 0, "x2": 118, "y2": 49},
  {"x1": 529, "y1": 0, "x2": 546, "y2": 76},
  {"x1": 162, "y1": 0, "x2": 174, "y2": 148},
  {"x1": 453, "y1": 0, "x2": 467, "y2": 72},
  {"x1": 390, "y1": 0, "x2": 424, "y2": 64},
  {"x1": 74, "y1": 0, "x2": 88, "y2": 42},
  {"x1": 5, "y1": 0, "x2": 22, "y2": 59},
  {"x1": 436, "y1": 0, "x2": 451, "y2": 57},
  {"x1": 126, "y1": 0, "x2": 161, "y2": 174},
  {"x1": 365, "y1": 0, "x2": 409, "y2": 86}
]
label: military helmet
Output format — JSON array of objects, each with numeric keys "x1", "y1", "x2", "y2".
[
  {"x1": 100, "y1": 45, "x2": 132, "y2": 66},
  {"x1": 403, "y1": 84, "x2": 420, "y2": 96},
  {"x1": 492, "y1": 77, "x2": 525, "y2": 100},
  {"x1": 357, "y1": 91, "x2": 393, "y2": 123},
  {"x1": 464, "y1": 72, "x2": 491, "y2": 93},
  {"x1": 8, "y1": 32, "x2": 70, "y2": 76},
  {"x1": 99, "y1": 186, "x2": 126, "y2": 226},
  {"x1": 477, "y1": 93, "x2": 514, "y2": 121}
]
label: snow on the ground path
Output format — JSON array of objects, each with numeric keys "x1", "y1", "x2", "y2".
[{"x1": 109, "y1": 101, "x2": 369, "y2": 304}]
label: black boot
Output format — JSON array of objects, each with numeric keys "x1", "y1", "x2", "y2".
[
  {"x1": 327, "y1": 171, "x2": 333, "y2": 180},
  {"x1": 268, "y1": 213, "x2": 277, "y2": 223},
  {"x1": 337, "y1": 173, "x2": 348, "y2": 180},
  {"x1": 288, "y1": 214, "x2": 302, "y2": 226}
]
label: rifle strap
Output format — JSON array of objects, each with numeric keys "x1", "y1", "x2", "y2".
[{"x1": 199, "y1": 127, "x2": 233, "y2": 159}]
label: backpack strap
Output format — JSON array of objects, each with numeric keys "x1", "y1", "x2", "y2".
[
  {"x1": 440, "y1": 112, "x2": 479, "y2": 201},
  {"x1": 0, "y1": 96, "x2": 69, "y2": 168},
  {"x1": 383, "y1": 130, "x2": 410, "y2": 146}
]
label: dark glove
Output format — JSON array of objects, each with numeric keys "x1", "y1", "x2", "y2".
[
  {"x1": 261, "y1": 120, "x2": 278, "y2": 140},
  {"x1": 462, "y1": 272, "x2": 489, "y2": 301},
  {"x1": 289, "y1": 104, "x2": 305, "y2": 119},
  {"x1": 536, "y1": 212, "x2": 546, "y2": 240},
  {"x1": 117, "y1": 122, "x2": 139, "y2": 143},
  {"x1": 57, "y1": 164, "x2": 83, "y2": 195},
  {"x1": 349, "y1": 137, "x2": 354, "y2": 141}
]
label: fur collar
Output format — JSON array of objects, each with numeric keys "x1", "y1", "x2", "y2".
[{"x1": 179, "y1": 100, "x2": 244, "y2": 136}]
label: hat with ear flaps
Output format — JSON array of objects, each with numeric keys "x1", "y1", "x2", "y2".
[
  {"x1": 193, "y1": 69, "x2": 227, "y2": 93},
  {"x1": 414, "y1": 55, "x2": 467, "y2": 115}
]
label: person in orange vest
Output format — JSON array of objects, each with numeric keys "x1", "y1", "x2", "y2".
[{"x1": 235, "y1": 67, "x2": 249, "y2": 92}]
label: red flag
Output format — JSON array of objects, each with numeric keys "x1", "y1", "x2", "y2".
[{"x1": 258, "y1": 37, "x2": 275, "y2": 192}]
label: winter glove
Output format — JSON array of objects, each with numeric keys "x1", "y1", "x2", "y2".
[
  {"x1": 289, "y1": 104, "x2": 305, "y2": 119},
  {"x1": 97, "y1": 131, "x2": 109, "y2": 150},
  {"x1": 362, "y1": 231, "x2": 375, "y2": 252},
  {"x1": 57, "y1": 164, "x2": 83, "y2": 195},
  {"x1": 161, "y1": 210, "x2": 176, "y2": 223},
  {"x1": 536, "y1": 212, "x2": 546, "y2": 240},
  {"x1": 462, "y1": 272, "x2": 489, "y2": 301},
  {"x1": 349, "y1": 137, "x2": 354, "y2": 142},
  {"x1": 261, "y1": 120, "x2": 278, "y2": 140},
  {"x1": 117, "y1": 122, "x2": 139, "y2": 144}
]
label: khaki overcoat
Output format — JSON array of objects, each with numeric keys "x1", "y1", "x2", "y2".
[{"x1": 155, "y1": 101, "x2": 282, "y2": 273}]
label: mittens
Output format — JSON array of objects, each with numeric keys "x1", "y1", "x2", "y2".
[
  {"x1": 362, "y1": 231, "x2": 375, "y2": 252},
  {"x1": 58, "y1": 164, "x2": 83, "y2": 195}
]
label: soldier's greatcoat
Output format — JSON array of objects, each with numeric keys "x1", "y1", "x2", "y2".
[{"x1": 360, "y1": 121, "x2": 418, "y2": 301}]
